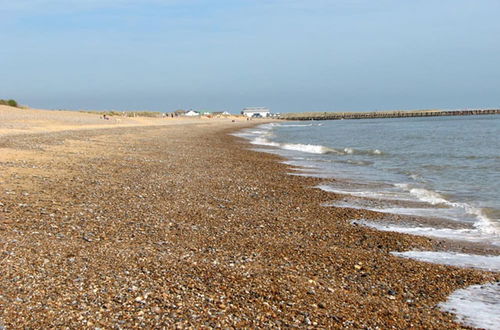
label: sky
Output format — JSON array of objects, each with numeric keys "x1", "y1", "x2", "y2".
[{"x1": 1, "y1": 0, "x2": 499, "y2": 113}]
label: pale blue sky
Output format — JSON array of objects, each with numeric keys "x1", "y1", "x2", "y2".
[{"x1": 1, "y1": 0, "x2": 499, "y2": 113}]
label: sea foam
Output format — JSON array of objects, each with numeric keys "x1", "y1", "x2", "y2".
[
  {"x1": 391, "y1": 252, "x2": 500, "y2": 329},
  {"x1": 352, "y1": 220, "x2": 500, "y2": 246},
  {"x1": 439, "y1": 282, "x2": 500, "y2": 330},
  {"x1": 250, "y1": 137, "x2": 337, "y2": 154},
  {"x1": 395, "y1": 184, "x2": 500, "y2": 236},
  {"x1": 391, "y1": 251, "x2": 500, "y2": 272},
  {"x1": 248, "y1": 131, "x2": 382, "y2": 156}
]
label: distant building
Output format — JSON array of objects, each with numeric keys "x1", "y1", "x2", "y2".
[
  {"x1": 174, "y1": 109, "x2": 187, "y2": 116},
  {"x1": 185, "y1": 110, "x2": 200, "y2": 116},
  {"x1": 241, "y1": 107, "x2": 270, "y2": 117}
]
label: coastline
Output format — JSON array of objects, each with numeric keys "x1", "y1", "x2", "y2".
[
  {"x1": 0, "y1": 113, "x2": 498, "y2": 327},
  {"x1": 0, "y1": 105, "x2": 247, "y2": 137}
]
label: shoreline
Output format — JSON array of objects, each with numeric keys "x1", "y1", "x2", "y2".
[
  {"x1": 0, "y1": 116, "x2": 498, "y2": 327},
  {"x1": 242, "y1": 121, "x2": 500, "y2": 258}
]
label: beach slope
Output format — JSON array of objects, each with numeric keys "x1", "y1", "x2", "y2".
[{"x1": 0, "y1": 109, "x2": 497, "y2": 328}]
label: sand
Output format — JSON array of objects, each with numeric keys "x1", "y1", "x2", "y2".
[
  {"x1": 0, "y1": 105, "x2": 245, "y2": 137},
  {"x1": 0, "y1": 107, "x2": 498, "y2": 328}
]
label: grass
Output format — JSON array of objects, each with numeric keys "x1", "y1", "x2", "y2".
[{"x1": 0, "y1": 99, "x2": 18, "y2": 107}]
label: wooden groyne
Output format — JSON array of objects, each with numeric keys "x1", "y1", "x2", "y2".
[{"x1": 279, "y1": 109, "x2": 500, "y2": 121}]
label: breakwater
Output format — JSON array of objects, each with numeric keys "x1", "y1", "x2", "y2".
[{"x1": 279, "y1": 109, "x2": 500, "y2": 121}]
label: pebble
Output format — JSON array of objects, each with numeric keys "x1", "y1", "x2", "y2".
[{"x1": 0, "y1": 121, "x2": 494, "y2": 329}]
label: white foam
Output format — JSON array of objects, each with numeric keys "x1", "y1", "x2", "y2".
[
  {"x1": 240, "y1": 124, "x2": 384, "y2": 157},
  {"x1": 391, "y1": 251, "x2": 500, "y2": 272},
  {"x1": 396, "y1": 184, "x2": 500, "y2": 236},
  {"x1": 408, "y1": 188, "x2": 449, "y2": 205},
  {"x1": 317, "y1": 184, "x2": 414, "y2": 201},
  {"x1": 258, "y1": 123, "x2": 276, "y2": 130},
  {"x1": 250, "y1": 137, "x2": 337, "y2": 155},
  {"x1": 249, "y1": 137, "x2": 280, "y2": 147},
  {"x1": 391, "y1": 251, "x2": 500, "y2": 329},
  {"x1": 248, "y1": 130, "x2": 268, "y2": 134},
  {"x1": 231, "y1": 125, "x2": 274, "y2": 139},
  {"x1": 230, "y1": 132, "x2": 249, "y2": 138},
  {"x1": 372, "y1": 207, "x2": 463, "y2": 220},
  {"x1": 340, "y1": 147, "x2": 384, "y2": 155},
  {"x1": 353, "y1": 220, "x2": 500, "y2": 246},
  {"x1": 280, "y1": 143, "x2": 333, "y2": 154},
  {"x1": 439, "y1": 282, "x2": 500, "y2": 330},
  {"x1": 331, "y1": 201, "x2": 471, "y2": 222}
]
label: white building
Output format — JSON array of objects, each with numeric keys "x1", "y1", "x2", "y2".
[
  {"x1": 241, "y1": 107, "x2": 270, "y2": 118},
  {"x1": 185, "y1": 110, "x2": 200, "y2": 116}
]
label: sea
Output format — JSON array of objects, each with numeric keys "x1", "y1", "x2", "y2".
[{"x1": 235, "y1": 114, "x2": 500, "y2": 329}]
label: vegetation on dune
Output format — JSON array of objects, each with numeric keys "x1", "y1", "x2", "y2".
[{"x1": 0, "y1": 99, "x2": 19, "y2": 107}]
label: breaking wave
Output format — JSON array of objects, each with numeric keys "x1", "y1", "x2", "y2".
[
  {"x1": 391, "y1": 251, "x2": 500, "y2": 272},
  {"x1": 395, "y1": 184, "x2": 500, "y2": 235},
  {"x1": 249, "y1": 137, "x2": 339, "y2": 154},
  {"x1": 352, "y1": 220, "x2": 500, "y2": 246},
  {"x1": 250, "y1": 137, "x2": 383, "y2": 156}
]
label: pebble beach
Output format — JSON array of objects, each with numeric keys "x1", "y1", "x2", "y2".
[{"x1": 0, "y1": 107, "x2": 498, "y2": 328}]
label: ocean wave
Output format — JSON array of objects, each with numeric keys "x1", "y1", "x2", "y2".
[
  {"x1": 281, "y1": 143, "x2": 338, "y2": 154},
  {"x1": 248, "y1": 130, "x2": 269, "y2": 134},
  {"x1": 330, "y1": 201, "x2": 472, "y2": 222},
  {"x1": 352, "y1": 219, "x2": 500, "y2": 246},
  {"x1": 395, "y1": 184, "x2": 500, "y2": 235},
  {"x1": 344, "y1": 147, "x2": 383, "y2": 155},
  {"x1": 250, "y1": 137, "x2": 280, "y2": 148},
  {"x1": 251, "y1": 137, "x2": 384, "y2": 156},
  {"x1": 459, "y1": 203, "x2": 500, "y2": 235},
  {"x1": 250, "y1": 137, "x2": 340, "y2": 154},
  {"x1": 283, "y1": 144, "x2": 383, "y2": 156},
  {"x1": 409, "y1": 187, "x2": 449, "y2": 205},
  {"x1": 336, "y1": 159, "x2": 374, "y2": 166},
  {"x1": 242, "y1": 124, "x2": 384, "y2": 157},
  {"x1": 316, "y1": 185, "x2": 414, "y2": 201},
  {"x1": 391, "y1": 251, "x2": 500, "y2": 272}
]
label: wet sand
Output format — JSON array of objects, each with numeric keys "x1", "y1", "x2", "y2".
[{"x1": 0, "y1": 109, "x2": 498, "y2": 328}]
